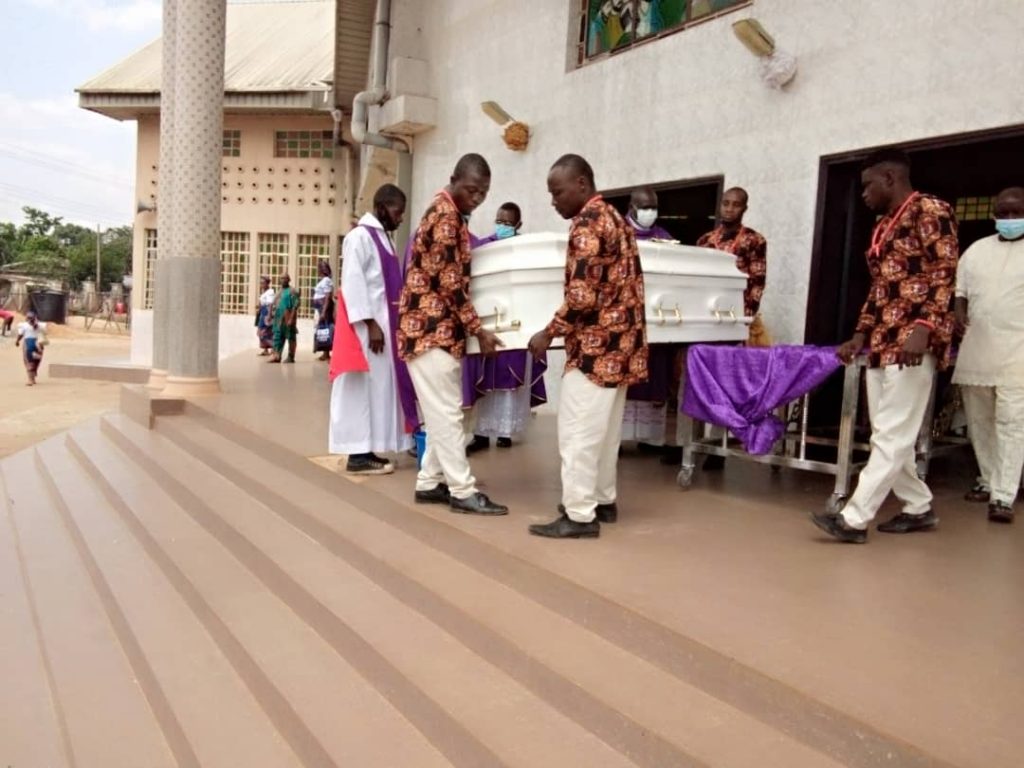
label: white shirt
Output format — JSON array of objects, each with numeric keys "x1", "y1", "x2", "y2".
[
  {"x1": 952, "y1": 233, "x2": 1024, "y2": 386},
  {"x1": 313, "y1": 276, "x2": 334, "y2": 302},
  {"x1": 259, "y1": 288, "x2": 276, "y2": 307},
  {"x1": 17, "y1": 321, "x2": 47, "y2": 340}
]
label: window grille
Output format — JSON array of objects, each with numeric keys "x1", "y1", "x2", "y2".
[
  {"x1": 143, "y1": 229, "x2": 158, "y2": 309},
  {"x1": 220, "y1": 231, "x2": 250, "y2": 314},
  {"x1": 258, "y1": 233, "x2": 290, "y2": 287},
  {"x1": 954, "y1": 196, "x2": 994, "y2": 222},
  {"x1": 222, "y1": 129, "x2": 241, "y2": 157},
  {"x1": 296, "y1": 234, "x2": 330, "y2": 319},
  {"x1": 274, "y1": 130, "x2": 335, "y2": 159}
]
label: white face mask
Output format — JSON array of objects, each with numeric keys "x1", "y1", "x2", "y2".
[{"x1": 635, "y1": 208, "x2": 658, "y2": 228}]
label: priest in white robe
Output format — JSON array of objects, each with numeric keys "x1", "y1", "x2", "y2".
[{"x1": 329, "y1": 184, "x2": 417, "y2": 475}]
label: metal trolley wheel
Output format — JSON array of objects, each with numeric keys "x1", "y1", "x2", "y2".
[{"x1": 676, "y1": 465, "x2": 695, "y2": 489}]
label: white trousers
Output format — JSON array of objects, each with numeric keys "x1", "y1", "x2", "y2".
[
  {"x1": 961, "y1": 385, "x2": 1024, "y2": 506},
  {"x1": 841, "y1": 357, "x2": 935, "y2": 529},
  {"x1": 559, "y1": 369, "x2": 628, "y2": 523},
  {"x1": 408, "y1": 349, "x2": 477, "y2": 499}
]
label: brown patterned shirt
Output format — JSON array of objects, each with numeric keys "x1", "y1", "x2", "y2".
[
  {"x1": 545, "y1": 196, "x2": 649, "y2": 388},
  {"x1": 697, "y1": 225, "x2": 767, "y2": 317},
  {"x1": 855, "y1": 192, "x2": 959, "y2": 369},
  {"x1": 398, "y1": 190, "x2": 483, "y2": 361}
]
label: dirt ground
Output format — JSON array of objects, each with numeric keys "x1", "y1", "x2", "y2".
[{"x1": 0, "y1": 313, "x2": 131, "y2": 458}]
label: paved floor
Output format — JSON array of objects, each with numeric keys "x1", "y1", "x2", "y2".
[{"x1": 199, "y1": 349, "x2": 1024, "y2": 768}]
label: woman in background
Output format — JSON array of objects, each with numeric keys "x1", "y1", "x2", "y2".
[
  {"x1": 256, "y1": 275, "x2": 275, "y2": 355},
  {"x1": 15, "y1": 311, "x2": 47, "y2": 386}
]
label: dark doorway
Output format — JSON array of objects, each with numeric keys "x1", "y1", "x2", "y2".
[
  {"x1": 807, "y1": 125, "x2": 1024, "y2": 346},
  {"x1": 603, "y1": 176, "x2": 723, "y2": 245},
  {"x1": 805, "y1": 124, "x2": 1024, "y2": 433}
]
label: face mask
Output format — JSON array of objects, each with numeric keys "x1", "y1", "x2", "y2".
[
  {"x1": 495, "y1": 223, "x2": 517, "y2": 240},
  {"x1": 635, "y1": 208, "x2": 658, "y2": 228},
  {"x1": 995, "y1": 218, "x2": 1024, "y2": 240}
]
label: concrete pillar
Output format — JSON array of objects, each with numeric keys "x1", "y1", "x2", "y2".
[
  {"x1": 148, "y1": 0, "x2": 176, "y2": 390},
  {"x1": 162, "y1": 0, "x2": 226, "y2": 397}
]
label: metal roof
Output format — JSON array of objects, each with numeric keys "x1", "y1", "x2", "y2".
[{"x1": 78, "y1": 1, "x2": 338, "y2": 103}]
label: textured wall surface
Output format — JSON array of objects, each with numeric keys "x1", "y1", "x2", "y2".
[{"x1": 390, "y1": 0, "x2": 1024, "y2": 343}]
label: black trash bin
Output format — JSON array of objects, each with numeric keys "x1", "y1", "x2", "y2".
[{"x1": 29, "y1": 290, "x2": 68, "y2": 324}]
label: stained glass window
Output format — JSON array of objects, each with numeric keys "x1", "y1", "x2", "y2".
[
  {"x1": 582, "y1": 0, "x2": 746, "y2": 61},
  {"x1": 274, "y1": 130, "x2": 335, "y2": 159}
]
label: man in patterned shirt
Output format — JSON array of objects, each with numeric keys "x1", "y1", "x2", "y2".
[
  {"x1": 398, "y1": 153, "x2": 509, "y2": 516},
  {"x1": 697, "y1": 187, "x2": 767, "y2": 318},
  {"x1": 528, "y1": 154, "x2": 649, "y2": 539},
  {"x1": 812, "y1": 148, "x2": 958, "y2": 543}
]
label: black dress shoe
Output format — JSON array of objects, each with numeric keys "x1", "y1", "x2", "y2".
[
  {"x1": 466, "y1": 435, "x2": 490, "y2": 454},
  {"x1": 414, "y1": 484, "x2": 450, "y2": 504},
  {"x1": 964, "y1": 483, "x2": 990, "y2": 503},
  {"x1": 988, "y1": 501, "x2": 1014, "y2": 524},
  {"x1": 558, "y1": 503, "x2": 617, "y2": 523},
  {"x1": 810, "y1": 511, "x2": 867, "y2": 543},
  {"x1": 450, "y1": 492, "x2": 508, "y2": 516},
  {"x1": 877, "y1": 510, "x2": 938, "y2": 533},
  {"x1": 496, "y1": 437, "x2": 512, "y2": 448},
  {"x1": 529, "y1": 515, "x2": 600, "y2": 539}
]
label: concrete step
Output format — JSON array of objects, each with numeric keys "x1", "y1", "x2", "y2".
[
  {"x1": 35, "y1": 435, "x2": 304, "y2": 768},
  {"x1": 175, "y1": 402, "x2": 957, "y2": 768},
  {"x1": 0, "y1": 446, "x2": 174, "y2": 767},
  {"x1": 0, "y1": 463, "x2": 73, "y2": 768},
  {"x1": 98, "y1": 412, "x2": 643, "y2": 768},
  {"x1": 67, "y1": 419, "x2": 458, "y2": 768},
  {"x1": 146, "y1": 409, "x2": 853, "y2": 768}
]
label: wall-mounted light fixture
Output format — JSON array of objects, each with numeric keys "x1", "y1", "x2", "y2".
[
  {"x1": 731, "y1": 18, "x2": 797, "y2": 90},
  {"x1": 481, "y1": 101, "x2": 530, "y2": 152}
]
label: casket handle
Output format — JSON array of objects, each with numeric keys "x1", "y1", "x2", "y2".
[
  {"x1": 487, "y1": 305, "x2": 521, "y2": 333},
  {"x1": 672, "y1": 304, "x2": 682, "y2": 324},
  {"x1": 654, "y1": 304, "x2": 665, "y2": 325}
]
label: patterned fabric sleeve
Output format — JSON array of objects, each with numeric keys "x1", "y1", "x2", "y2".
[
  {"x1": 431, "y1": 209, "x2": 482, "y2": 336},
  {"x1": 545, "y1": 219, "x2": 601, "y2": 338},
  {"x1": 742, "y1": 234, "x2": 767, "y2": 316},
  {"x1": 912, "y1": 200, "x2": 959, "y2": 329},
  {"x1": 854, "y1": 284, "x2": 878, "y2": 335}
]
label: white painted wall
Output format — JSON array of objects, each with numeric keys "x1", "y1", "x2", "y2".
[{"x1": 387, "y1": 0, "x2": 1024, "y2": 344}]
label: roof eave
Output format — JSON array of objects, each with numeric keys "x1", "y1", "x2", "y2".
[{"x1": 78, "y1": 90, "x2": 334, "y2": 120}]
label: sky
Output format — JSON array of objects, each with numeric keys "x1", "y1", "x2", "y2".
[{"x1": 0, "y1": 0, "x2": 163, "y2": 229}]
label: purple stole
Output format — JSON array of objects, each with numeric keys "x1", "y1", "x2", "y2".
[{"x1": 364, "y1": 226, "x2": 420, "y2": 433}]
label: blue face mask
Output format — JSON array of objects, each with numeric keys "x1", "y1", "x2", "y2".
[
  {"x1": 494, "y1": 223, "x2": 517, "y2": 240},
  {"x1": 995, "y1": 218, "x2": 1024, "y2": 240}
]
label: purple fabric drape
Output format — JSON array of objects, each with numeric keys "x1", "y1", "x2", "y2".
[
  {"x1": 462, "y1": 351, "x2": 548, "y2": 408},
  {"x1": 365, "y1": 226, "x2": 420, "y2": 432},
  {"x1": 682, "y1": 344, "x2": 842, "y2": 455}
]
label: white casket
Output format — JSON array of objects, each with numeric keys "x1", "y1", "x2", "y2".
[{"x1": 466, "y1": 233, "x2": 750, "y2": 353}]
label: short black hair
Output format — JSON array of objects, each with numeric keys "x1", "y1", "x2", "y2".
[
  {"x1": 550, "y1": 154, "x2": 595, "y2": 186},
  {"x1": 452, "y1": 153, "x2": 491, "y2": 180},
  {"x1": 373, "y1": 183, "x2": 406, "y2": 208},
  {"x1": 861, "y1": 148, "x2": 911, "y2": 172},
  {"x1": 498, "y1": 201, "x2": 522, "y2": 224}
]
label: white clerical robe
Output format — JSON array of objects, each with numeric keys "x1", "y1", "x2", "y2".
[{"x1": 329, "y1": 214, "x2": 413, "y2": 454}]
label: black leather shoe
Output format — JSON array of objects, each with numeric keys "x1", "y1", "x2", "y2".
[
  {"x1": 877, "y1": 510, "x2": 938, "y2": 533},
  {"x1": 964, "y1": 483, "x2": 990, "y2": 503},
  {"x1": 450, "y1": 492, "x2": 508, "y2": 516},
  {"x1": 466, "y1": 435, "x2": 490, "y2": 454},
  {"x1": 414, "y1": 484, "x2": 450, "y2": 504},
  {"x1": 496, "y1": 437, "x2": 512, "y2": 448},
  {"x1": 529, "y1": 515, "x2": 600, "y2": 539},
  {"x1": 558, "y1": 503, "x2": 617, "y2": 524},
  {"x1": 989, "y1": 501, "x2": 1014, "y2": 524},
  {"x1": 810, "y1": 511, "x2": 866, "y2": 543}
]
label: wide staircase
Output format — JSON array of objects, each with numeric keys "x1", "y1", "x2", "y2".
[{"x1": 1, "y1": 396, "x2": 954, "y2": 768}]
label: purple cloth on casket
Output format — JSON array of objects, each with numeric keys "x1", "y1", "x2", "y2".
[
  {"x1": 681, "y1": 344, "x2": 842, "y2": 455},
  {"x1": 462, "y1": 350, "x2": 547, "y2": 408},
  {"x1": 627, "y1": 344, "x2": 675, "y2": 401}
]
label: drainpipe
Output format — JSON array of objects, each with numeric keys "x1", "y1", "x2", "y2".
[
  {"x1": 350, "y1": 0, "x2": 413, "y2": 248},
  {"x1": 351, "y1": 0, "x2": 408, "y2": 153}
]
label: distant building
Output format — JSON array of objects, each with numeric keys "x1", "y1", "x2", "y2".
[{"x1": 77, "y1": 0, "x2": 376, "y2": 363}]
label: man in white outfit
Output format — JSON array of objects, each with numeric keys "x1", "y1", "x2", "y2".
[
  {"x1": 329, "y1": 184, "x2": 417, "y2": 475},
  {"x1": 953, "y1": 186, "x2": 1024, "y2": 524}
]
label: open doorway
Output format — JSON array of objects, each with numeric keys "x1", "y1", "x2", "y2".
[{"x1": 603, "y1": 175, "x2": 723, "y2": 244}]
